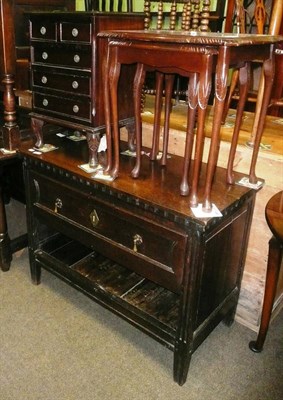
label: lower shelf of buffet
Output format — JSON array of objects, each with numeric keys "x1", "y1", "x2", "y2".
[{"x1": 35, "y1": 231, "x2": 180, "y2": 348}]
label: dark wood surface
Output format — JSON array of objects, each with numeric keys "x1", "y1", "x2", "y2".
[
  {"x1": 20, "y1": 136, "x2": 256, "y2": 385},
  {"x1": 250, "y1": 191, "x2": 283, "y2": 352}
]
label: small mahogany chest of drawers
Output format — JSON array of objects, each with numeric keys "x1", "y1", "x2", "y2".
[
  {"x1": 21, "y1": 137, "x2": 256, "y2": 385},
  {"x1": 29, "y1": 12, "x2": 144, "y2": 164}
]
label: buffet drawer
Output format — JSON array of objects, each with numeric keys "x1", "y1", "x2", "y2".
[
  {"x1": 32, "y1": 67, "x2": 91, "y2": 95},
  {"x1": 32, "y1": 44, "x2": 91, "y2": 69},
  {"x1": 31, "y1": 173, "x2": 188, "y2": 292},
  {"x1": 33, "y1": 92, "x2": 92, "y2": 122}
]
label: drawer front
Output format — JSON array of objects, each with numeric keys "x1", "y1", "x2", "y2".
[
  {"x1": 33, "y1": 92, "x2": 92, "y2": 122},
  {"x1": 32, "y1": 44, "x2": 91, "y2": 69},
  {"x1": 60, "y1": 22, "x2": 91, "y2": 43},
  {"x1": 32, "y1": 68, "x2": 91, "y2": 96},
  {"x1": 31, "y1": 21, "x2": 57, "y2": 41},
  {"x1": 31, "y1": 174, "x2": 188, "y2": 292}
]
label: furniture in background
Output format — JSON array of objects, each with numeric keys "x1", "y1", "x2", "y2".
[
  {"x1": 143, "y1": 0, "x2": 227, "y2": 105},
  {"x1": 85, "y1": 0, "x2": 133, "y2": 12},
  {"x1": 101, "y1": 29, "x2": 282, "y2": 212},
  {"x1": 29, "y1": 11, "x2": 144, "y2": 167},
  {"x1": 249, "y1": 191, "x2": 283, "y2": 352},
  {"x1": 20, "y1": 133, "x2": 256, "y2": 385},
  {"x1": 247, "y1": 0, "x2": 283, "y2": 147},
  {"x1": 0, "y1": 1, "x2": 75, "y2": 271},
  {"x1": 223, "y1": 0, "x2": 283, "y2": 121},
  {"x1": 142, "y1": 0, "x2": 212, "y2": 166}
]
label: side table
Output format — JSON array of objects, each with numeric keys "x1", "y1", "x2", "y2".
[
  {"x1": 249, "y1": 190, "x2": 283, "y2": 352},
  {"x1": 99, "y1": 31, "x2": 283, "y2": 212}
]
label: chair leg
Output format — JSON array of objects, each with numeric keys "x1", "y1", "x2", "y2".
[{"x1": 249, "y1": 236, "x2": 283, "y2": 352}]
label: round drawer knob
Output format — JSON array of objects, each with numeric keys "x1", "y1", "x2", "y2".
[
  {"x1": 72, "y1": 28, "x2": 79, "y2": 37},
  {"x1": 42, "y1": 99, "x2": 49, "y2": 107},
  {"x1": 72, "y1": 81, "x2": 79, "y2": 89},
  {"x1": 40, "y1": 26, "x2": 47, "y2": 35},
  {"x1": 73, "y1": 105, "x2": 79, "y2": 113},
  {"x1": 42, "y1": 52, "x2": 48, "y2": 60},
  {"x1": 73, "y1": 54, "x2": 80, "y2": 63},
  {"x1": 41, "y1": 76, "x2": 48, "y2": 84}
]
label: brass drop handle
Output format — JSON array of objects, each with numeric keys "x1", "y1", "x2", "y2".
[
  {"x1": 54, "y1": 198, "x2": 63, "y2": 213},
  {"x1": 133, "y1": 234, "x2": 143, "y2": 252}
]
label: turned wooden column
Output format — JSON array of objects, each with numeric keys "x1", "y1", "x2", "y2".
[{"x1": 0, "y1": 0, "x2": 20, "y2": 150}]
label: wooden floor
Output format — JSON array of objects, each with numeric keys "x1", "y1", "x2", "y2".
[{"x1": 142, "y1": 95, "x2": 283, "y2": 156}]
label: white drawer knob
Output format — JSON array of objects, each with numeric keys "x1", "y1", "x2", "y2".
[
  {"x1": 40, "y1": 26, "x2": 46, "y2": 35},
  {"x1": 73, "y1": 54, "x2": 80, "y2": 63},
  {"x1": 42, "y1": 52, "x2": 48, "y2": 60},
  {"x1": 72, "y1": 81, "x2": 79, "y2": 89},
  {"x1": 72, "y1": 28, "x2": 79, "y2": 37},
  {"x1": 41, "y1": 76, "x2": 48, "y2": 84},
  {"x1": 73, "y1": 105, "x2": 79, "y2": 113},
  {"x1": 42, "y1": 99, "x2": 48, "y2": 107}
]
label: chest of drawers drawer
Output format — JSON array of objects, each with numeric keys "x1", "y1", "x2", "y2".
[
  {"x1": 32, "y1": 43, "x2": 91, "y2": 69},
  {"x1": 32, "y1": 67, "x2": 91, "y2": 96},
  {"x1": 33, "y1": 92, "x2": 92, "y2": 122},
  {"x1": 30, "y1": 20, "x2": 57, "y2": 41},
  {"x1": 31, "y1": 173, "x2": 188, "y2": 293}
]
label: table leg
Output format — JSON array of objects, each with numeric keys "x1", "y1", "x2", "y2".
[
  {"x1": 249, "y1": 235, "x2": 283, "y2": 352},
  {"x1": 180, "y1": 73, "x2": 198, "y2": 197},
  {"x1": 160, "y1": 74, "x2": 175, "y2": 166},
  {"x1": 249, "y1": 46, "x2": 275, "y2": 184},
  {"x1": 131, "y1": 63, "x2": 146, "y2": 179},
  {"x1": 109, "y1": 54, "x2": 121, "y2": 179},
  {"x1": 0, "y1": 183, "x2": 12, "y2": 271},
  {"x1": 203, "y1": 47, "x2": 229, "y2": 212},
  {"x1": 103, "y1": 46, "x2": 113, "y2": 174},
  {"x1": 150, "y1": 71, "x2": 164, "y2": 161},
  {"x1": 226, "y1": 62, "x2": 250, "y2": 184}
]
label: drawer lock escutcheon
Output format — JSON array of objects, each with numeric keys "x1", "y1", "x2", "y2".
[
  {"x1": 54, "y1": 198, "x2": 63, "y2": 213},
  {"x1": 90, "y1": 210, "x2": 99, "y2": 228},
  {"x1": 133, "y1": 234, "x2": 143, "y2": 252}
]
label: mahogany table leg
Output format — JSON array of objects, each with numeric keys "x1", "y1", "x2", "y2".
[
  {"x1": 227, "y1": 62, "x2": 250, "y2": 185},
  {"x1": 150, "y1": 72, "x2": 164, "y2": 161},
  {"x1": 0, "y1": 182, "x2": 12, "y2": 272},
  {"x1": 249, "y1": 235, "x2": 283, "y2": 352},
  {"x1": 103, "y1": 47, "x2": 113, "y2": 174},
  {"x1": 203, "y1": 47, "x2": 229, "y2": 212},
  {"x1": 189, "y1": 54, "x2": 214, "y2": 208},
  {"x1": 249, "y1": 46, "x2": 275, "y2": 184},
  {"x1": 180, "y1": 73, "x2": 198, "y2": 197},
  {"x1": 131, "y1": 63, "x2": 146, "y2": 179},
  {"x1": 160, "y1": 74, "x2": 175, "y2": 166},
  {"x1": 189, "y1": 106, "x2": 207, "y2": 208},
  {"x1": 108, "y1": 54, "x2": 121, "y2": 179}
]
